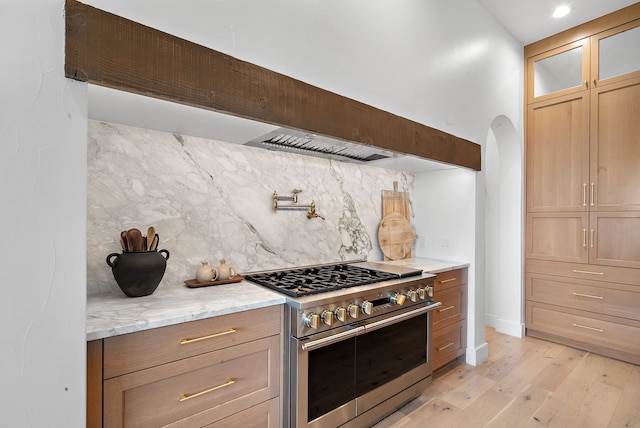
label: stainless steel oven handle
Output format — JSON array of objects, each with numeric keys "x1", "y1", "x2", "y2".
[
  {"x1": 363, "y1": 302, "x2": 442, "y2": 333},
  {"x1": 301, "y1": 326, "x2": 365, "y2": 351}
]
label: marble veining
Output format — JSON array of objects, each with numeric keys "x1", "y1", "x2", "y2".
[
  {"x1": 87, "y1": 121, "x2": 414, "y2": 296},
  {"x1": 86, "y1": 281, "x2": 286, "y2": 340}
]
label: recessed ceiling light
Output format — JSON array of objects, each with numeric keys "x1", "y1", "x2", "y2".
[{"x1": 553, "y1": 5, "x2": 572, "y2": 18}]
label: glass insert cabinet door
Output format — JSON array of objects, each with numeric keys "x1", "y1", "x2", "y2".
[
  {"x1": 593, "y1": 21, "x2": 640, "y2": 83},
  {"x1": 528, "y1": 39, "x2": 590, "y2": 102},
  {"x1": 534, "y1": 45, "x2": 584, "y2": 97}
]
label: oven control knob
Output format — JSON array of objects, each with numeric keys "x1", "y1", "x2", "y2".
[
  {"x1": 390, "y1": 293, "x2": 406, "y2": 306},
  {"x1": 361, "y1": 301, "x2": 373, "y2": 315},
  {"x1": 418, "y1": 287, "x2": 434, "y2": 300},
  {"x1": 334, "y1": 307, "x2": 347, "y2": 322},
  {"x1": 348, "y1": 304, "x2": 360, "y2": 319},
  {"x1": 321, "y1": 310, "x2": 335, "y2": 326},
  {"x1": 426, "y1": 285, "x2": 434, "y2": 298},
  {"x1": 407, "y1": 290, "x2": 418, "y2": 302},
  {"x1": 304, "y1": 313, "x2": 321, "y2": 329}
]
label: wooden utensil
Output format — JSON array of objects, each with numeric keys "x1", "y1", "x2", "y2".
[
  {"x1": 120, "y1": 230, "x2": 128, "y2": 251},
  {"x1": 146, "y1": 226, "x2": 155, "y2": 251},
  {"x1": 126, "y1": 228, "x2": 144, "y2": 252},
  {"x1": 150, "y1": 233, "x2": 159, "y2": 251}
]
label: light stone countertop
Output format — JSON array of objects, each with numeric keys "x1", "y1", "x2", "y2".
[
  {"x1": 383, "y1": 257, "x2": 470, "y2": 274},
  {"x1": 86, "y1": 281, "x2": 286, "y2": 341},
  {"x1": 86, "y1": 258, "x2": 468, "y2": 341}
]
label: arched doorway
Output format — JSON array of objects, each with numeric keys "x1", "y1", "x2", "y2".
[{"x1": 484, "y1": 115, "x2": 523, "y2": 337}]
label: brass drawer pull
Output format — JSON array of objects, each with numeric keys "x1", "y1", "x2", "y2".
[
  {"x1": 179, "y1": 379, "x2": 235, "y2": 402},
  {"x1": 571, "y1": 270, "x2": 604, "y2": 276},
  {"x1": 439, "y1": 278, "x2": 456, "y2": 284},
  {"x1": 437, "y1": 341, "x2": 455, "y2": 351},
  {"x1": 572, "y1": 323, "x2": 604, "y2": 333},
  {"x1": 572, "y1": 292, "x2": 604, "y2": 300},
  {"x1": 180, "y1": 328, "x2": 237, "y2": 345},
  {"x1": 438, "y1": 305, "x2": 455, "y2": 313}
]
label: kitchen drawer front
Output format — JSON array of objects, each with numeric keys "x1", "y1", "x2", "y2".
[
  {"x1": 203, "y1": 397, "x2": 280, "y2": 428},
  {"x1": 104, "y1": 305, "x2": 282, "y2": 378},
  {"x1": 526, "y1": 273, "x2": 640, "y2": 321},
  {"x1": 432, "y1": 321, "x2": 467, "y2": 371},
  {"x1": 433, "y1": 285, "x2": 467, "y2": 329},
  {"x1": 526, "y1": 259, "x2": 640, "y2": 286},
  {"x1": 526, "y1": 301, "x2": 640, "y2": 362},
  {"x1": 104, "y1": 335, "x2": 280, "y2": 428},
  {"x1": 434, "y1": 268, "x2": 468, "y2": 292}
]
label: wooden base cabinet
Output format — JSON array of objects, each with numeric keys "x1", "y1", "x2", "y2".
[
  {"x1": 87, "y1": 305, "x2": 282, "y2": 428},
  {"x1": 431, "y1": 268, "x2": 468, "y2": 371},
  {"x1": 525, "y1": 260, "x2": 640, "y2": 365}
]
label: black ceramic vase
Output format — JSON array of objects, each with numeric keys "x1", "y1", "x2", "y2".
[{"x1": 106, "y1": 249, "x2": 170, "y2": 297}]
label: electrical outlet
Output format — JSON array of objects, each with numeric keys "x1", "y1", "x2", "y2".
[{"x1": 439, "y1": 238, "x2": 451, "y2": 249}]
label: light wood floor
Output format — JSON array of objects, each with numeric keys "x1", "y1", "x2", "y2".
[{"x1": 374, "y1": 328, "x2": 640, "y2": 428}]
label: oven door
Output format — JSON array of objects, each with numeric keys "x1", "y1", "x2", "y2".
[
  {"x1": 291, "y1": 325, "x2": 361, "y2": 428},
  {"x1": 291, "y1": 305, "x2": 433, "y2": 428}
]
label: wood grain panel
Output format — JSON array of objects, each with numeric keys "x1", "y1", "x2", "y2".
[
  {"x1": 103, "y1": 305, "x2": 281, "y2": 379},
  {"x1": 525, "y1": 272, "x2": 640, "y2": 321},
  {"x1": 525, "y1": 259, "x2": 640, "y2": 286},
  {"x1": 86, "y1": 340, "x2": 103, "y2": 428},
  {"x1": 526, "y1": 301, "x2": 640, "y2": 364},
  {"x1": 104, "y1": 335, "x2": 280, "y2": 428},
  {"x1": 65, "y1": 0, "x2": 480, "y2": 170}
]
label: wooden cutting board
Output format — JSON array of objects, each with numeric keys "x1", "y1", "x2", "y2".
[
  {"x1": 378, "y1": 212, "x2": 415, "y2": 260},
  {"x1": 379, "y1": 181, "x2": 416, "y2": 260}
]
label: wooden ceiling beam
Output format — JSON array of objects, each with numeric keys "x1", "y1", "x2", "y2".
[{"x1": 65, "y1": 0, "x2": 481, "y2": 171}]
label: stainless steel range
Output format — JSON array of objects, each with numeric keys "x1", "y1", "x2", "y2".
[{"x1": 245, "y1": 260, "x2": 441, "y2": 428}]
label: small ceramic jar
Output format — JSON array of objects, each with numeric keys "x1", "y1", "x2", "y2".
[{"x1": 195, "y1": 261, "x2": 214, "y2": 283}]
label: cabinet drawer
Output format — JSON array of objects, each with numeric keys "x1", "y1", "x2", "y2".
[
  {"x1": 204, "y1": 397, "x2": 280, "y2": 427},
  {"x1": 434, "y1": 268, "x2": 468, "y2": 292},
  {"x1": 432, "y1": 321, "x2": 466, "y2": 371},
  {"x1": 433, "y1": 285, "x2": 466, "y2": 329},
  {"x1": 104, "y1": 335, "x2": 280, "y2": 428},
  {"x1": 526, "y1": 301, "x2": 640, "y2": 363},
  {"x1": 104, "y1": 305, "x2": 281, "y2": 378},
  {"x1": 526, "y1": 259, "x2": 640, "y2": 286},
  {"x1": 526, "y1": 273, "x2": 640, "y2": 321}
]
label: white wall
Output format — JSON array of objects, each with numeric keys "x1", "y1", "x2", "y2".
[{"x1": 1, "y1": 1, "x2": 88, "y2": 426}]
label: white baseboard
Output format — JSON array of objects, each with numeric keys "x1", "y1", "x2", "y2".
[
  {"x1": 465, "y1": 341, "x2": 489, "y2": 366},
  {"x1": 485, "y1": 314, "x2": 525, "y2": 338}
]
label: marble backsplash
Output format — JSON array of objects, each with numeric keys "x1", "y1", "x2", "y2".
[{"x1": 87, "y1": 121, "x2": 414, "y2": 296}]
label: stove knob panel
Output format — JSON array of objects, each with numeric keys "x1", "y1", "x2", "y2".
[
  {"x1": 348, "y1": 304, "x2": 360, "y2": 319},
  {"x1": 407, "y1": 290, "x2": 418, "y2": 302},
  {"x1": 334, "y1": 307, "x2": 347, "y2": 322},
  {"x1": 304, "y1": 313, "x2": 321, "y2": 330},
  {"x1": 361, "y1": 301, "x2": 373, "y2": 315},
  {"x1": 321, "y1": 310, "x2": 335, "y2": 326},
  {"x1": 390, "y1": 293, "x2": 406, "y2": 306},
  {"x1": 417, "y1": 287, "x2": 429, "y2": 300}
]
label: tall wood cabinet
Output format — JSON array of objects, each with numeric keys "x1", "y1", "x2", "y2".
[{"x1": 524, "y1": 5, "x2": 640, "y2": 364}]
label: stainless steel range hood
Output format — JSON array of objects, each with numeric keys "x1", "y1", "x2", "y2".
[{"x1": 244, "y1": 128, "x2": 400, "y2": 164}]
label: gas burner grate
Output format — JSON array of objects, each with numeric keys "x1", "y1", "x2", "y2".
[{"x1": 244, "y1": 263, "x2": 399, "y2": 297}]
